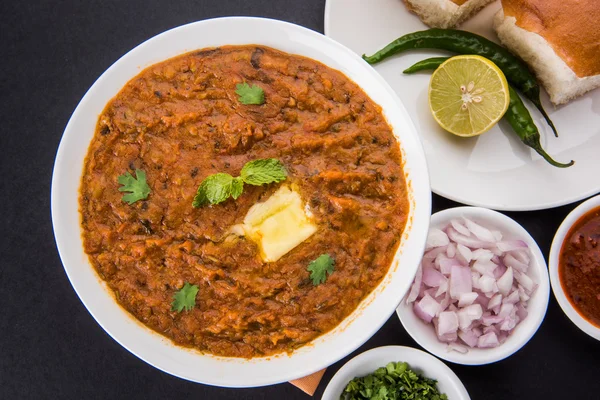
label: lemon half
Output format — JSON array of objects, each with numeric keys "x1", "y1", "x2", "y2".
[{"x1": 428, "y1": 55, "x2": 510, "y2": 137}]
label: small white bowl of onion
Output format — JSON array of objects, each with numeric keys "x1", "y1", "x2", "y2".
[{"x1": 397, "y1": 207, "x2": 550, "y2": 365}]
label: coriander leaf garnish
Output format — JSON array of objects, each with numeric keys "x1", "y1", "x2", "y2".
[
  {"x1": 240, "y1": 158, "x2": 287, "y2": 186},
  {"x1": 307, "y1": 254, "x2": 335, "y2": 286},
  {"x1": 235, "y1": 82, "x2": 265, "y2": 105},
  {"x1": 171, "y1": 282, "x2": 199, "y2": 312},
  {"x1": 341, "y1": 361, "x2": 448, "y2": 400},
  {"x1": 192, "y1": 159, "x2": 287, "y2": 207},
  {"x1": 117, "y1": 169, "x2": 151, "y2": 204}
]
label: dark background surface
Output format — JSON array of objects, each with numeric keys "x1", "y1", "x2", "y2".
[{"x1": 1, "y1": 0, "x2": 599, "y2": 398}]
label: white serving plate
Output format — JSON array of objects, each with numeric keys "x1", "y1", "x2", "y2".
[
  {"x1": 322, "y1": 346, "x2": 470, "y2": 400},
  {"x1": 397, "y1": 207, "x2": 550, "y2": 365},
  {"x1": 325, "y1": 0, "x2": 600, "y2": 211},
  {"x1": 51, "y1": 17, "x2": 431, "y2": 387}
]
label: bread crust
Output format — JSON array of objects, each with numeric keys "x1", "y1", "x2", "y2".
[
  {"x1": 494, "y1": 10, "x2": 600, "y2": 104},
  {"x1": 501, "y1": 0, "x2": 600, "y2": 78}
]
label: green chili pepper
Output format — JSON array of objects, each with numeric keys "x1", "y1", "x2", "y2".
[
  {"x1": 402, "y1": 57, "x2": 448, "y2": 74},
  {"x1": 403, "y1": 57, "x2": 574, "y2": 168},
  {"x1": 505, "y1": 86, "x2": 573, "y2": 168},
  {"x1": 402, "y1": 57, "x2": 449, "y2": 74},
  {"x1": 362, "y1": 29, "x2": 558, "y2": 137}
]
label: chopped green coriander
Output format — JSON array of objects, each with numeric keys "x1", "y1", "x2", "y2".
[
  {"x1": 340, "y1": 361, "x2": 448, "y2": 400},
  {"x1": 171, "y1": 282, "x2": 199, "y2": 312},
  {"x1": 307, "y1": 254, "x2": 335, "y2": 285},
  {"x1": 235, "y1": 82, "x2": 265, "y2": 105},
  {"x1": 117, "y1": 169, "x2": 151, "y2": 204}
]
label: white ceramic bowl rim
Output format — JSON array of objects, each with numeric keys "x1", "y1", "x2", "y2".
[
  {"x1": 549, "y1": 194, "x2": 600, "y2": 341},
  {"x1": 398, "y1": 206, "x2": 550, "y2": 365},
  {"x1": 322, "y1": 346, "x2": 471, "y2": 400},
  {"x1": 51, "y1": 17, "x2": 431, "y2": 387}
]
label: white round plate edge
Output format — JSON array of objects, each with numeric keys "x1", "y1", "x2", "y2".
[{"x1": 324, "y1": 0, "x2": 600, "y2": 211}]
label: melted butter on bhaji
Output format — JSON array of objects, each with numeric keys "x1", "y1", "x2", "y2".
[{"x1": 80, "y1": 45, "x2": 409, "y2": 358}]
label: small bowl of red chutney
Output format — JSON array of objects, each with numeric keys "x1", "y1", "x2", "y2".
[{"x1": 549, "y1": 194, "x2": 600, "y2": 340}]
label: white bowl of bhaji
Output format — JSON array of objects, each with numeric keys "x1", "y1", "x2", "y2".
[
  {"x1": 549, "y1": 195, "x2": 600, "y2": 341},
  {"x1": 51, "y1": 17, "x2": 430, "y2": 387}
]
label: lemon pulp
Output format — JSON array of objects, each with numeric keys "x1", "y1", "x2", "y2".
[{"x1": 428, "y1": 55, "x2": 510, "y2": 137}]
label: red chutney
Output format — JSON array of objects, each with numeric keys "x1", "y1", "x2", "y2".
[{"x1": 559, "y1": 206, "x2": 600, "y2": 327}]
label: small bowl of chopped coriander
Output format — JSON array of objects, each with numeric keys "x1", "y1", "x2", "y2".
[{"x1": 322, "y1": 346, "x2": 470, "y2": 400}]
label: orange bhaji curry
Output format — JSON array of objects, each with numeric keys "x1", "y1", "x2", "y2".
[{"x1": 80, "y1": 45, "x2": 409, "y2": 357}]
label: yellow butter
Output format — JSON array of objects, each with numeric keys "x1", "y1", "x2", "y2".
[{"x1": 233, "y1": 185, "x2": 317, "y2": 262}]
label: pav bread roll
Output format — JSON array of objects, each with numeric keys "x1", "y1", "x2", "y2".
[
  {"x1": 494, "y1": 0, "x2": 600, "y2": 105},
  {"x1": 404, "y1": 0, "x2": 496, "y2": 28}
]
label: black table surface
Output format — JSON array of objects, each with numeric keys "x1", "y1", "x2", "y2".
[{"x1": 2, "y1": 0, "x2": 599, "y2": 398}]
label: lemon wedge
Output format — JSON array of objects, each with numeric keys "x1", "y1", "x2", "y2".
[{"x1": 428, "y1": 55, "x2": 510, "y2": 137}]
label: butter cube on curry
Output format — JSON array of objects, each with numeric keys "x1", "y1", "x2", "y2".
[{"x1": 233, "y1": 185, "x2": 317, "y2": 262}]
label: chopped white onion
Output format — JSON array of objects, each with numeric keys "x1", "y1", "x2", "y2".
[
  {"x1": 478, "y1": 332, "x2": 500, "y2": 348},
  {"x1": 447, "y1": 343, "x2": 469, "y2": 354},
  {"x1": 478, "y1": 275, "x2": 497, "y2": 294},
  {"x1": 471, "y1": 271, "x2": 480, "y2": 289},
  {"x1": 482, "y1": 314, "x2": 504, "y2": 326},
  {"x1": 458, "y1": 330, "x2": 479, "y2": 347},
  {"x1": 439, "y1": 290, "x2": 451, "y2": 311},
  {"x1": 458, "y1": 292, "x2": 479, "y2": 307},
  {"x1": 423, "y1": 246, "x2": 447, "y2": 260},
  {"x1": 408, "y1": 218, "x2": 537, "y2": 352},
  {"x1": 518, "y1": 285, "x2": 530, "y2": 302},
  {"x1": 473, "y1": 260, "x2": 497, "y2": 277},
  {"x1": 435, "y1": 280, "x2": 448, "y2": 297},
  {"x1": 487, "y1": 294, "x2": 502, "y2": 310},
  {"x1": 472, "y1": 248, "x2": 494, "y2": 261},
  {"x1": 447, "y1": 227, "x2": 493, "y2": 249},
  {"x1": 451, "y1": 219, "x2": 471, "y2": 236},
  {"x1": 496, "y1": 240, "x2": 527, "y2": 252},
  {"x1": 496, "y1": 267, "x2": 513, "y2": 296},
  {"x1": 516, "y1": 303, "x2": 528, "y2": 320},
  {"x1": 503, "y1": 290, "x2": 520, "y2": 305},
  {"x1": 436, "y1": 253, "x2": 460, "y2": 275},
  {"x1": 450, "y1": 265, "x2": 472, "y2": 299},
  {"x1": 492, "y1": 230, "x2": 503, "y2": 242},
  {"x1": 423, "y1": 266, "x2": 445, "y2": 288},
  {"x1": 456, "y1": 244, "x2": 472, "y2": 264},
  {"x1": 474, "y1": 291, "x2": 490, "y2": 309},
  {"x1": 498, "y1": 303, "x2": 514, "y2": 318},
  {"x1": 504, "y1": 253, "x2": 529, "y2": 273},
  {"x1": 406, "y1": 264, "x2": 422, "y2": 304},
  {"x1": 437, "y1": 311, "x2": 459, "y2": 336},
  {"x1": 446, "y1": 243, "x2": 456, "y2": 258},
  {"x1": 510, "y1": 249, "x2": 530, "y2": 265},
  {"x1": 427, "y1": 228, "x2": 450, "y2": 249},
  {"x1": 514, "y1": 270, "x2": 534, "y2": 292},
  {"x1": 464, "y1": 218, "x2": 497, "y2": 242},
  {"x1": 414, "y1": 294, "x2": 441, "y2": 323},
  {"x1": 457, "y1": 304, "x2": 483, "y2": 330}
]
